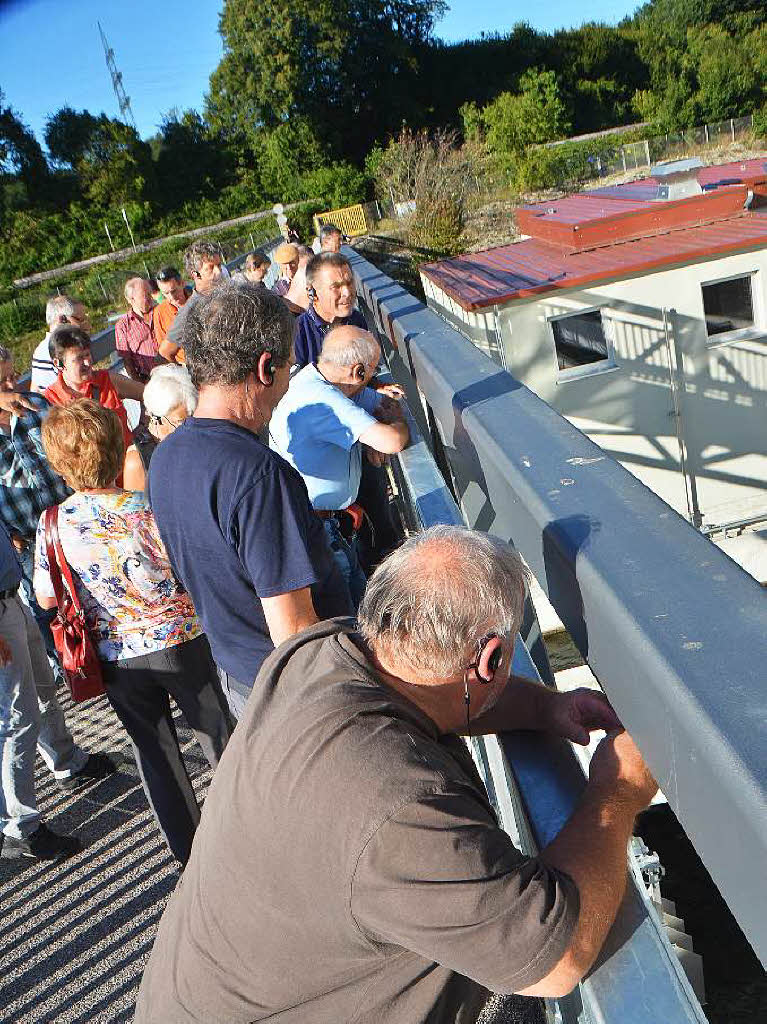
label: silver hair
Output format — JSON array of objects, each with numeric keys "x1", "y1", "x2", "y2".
[
  {"x1": 45, "y1": 294, "x2": 76, "y2": 328},
  {"x1": 143, "y1": 364, "x2": 198, "y2": 417},
  {"x1": 358, "y1": 525, "x2": 529, "y2": 678},
  {"x1": 0, "y1": 345, "x2": 12, "y2": 363},
  {"x1": 183, "y1": 279, "x2": 293, "y2": 389},
  {"x1": 124, "y1": 276, "x2": 147, "y2": 303},
  {"x1": 318, "y1": 328, "x2": 379, "y2": 369}
]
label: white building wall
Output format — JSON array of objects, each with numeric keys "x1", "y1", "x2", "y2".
[{"x1": 422, "y1": 246, "x2": 767, "y2": 572}]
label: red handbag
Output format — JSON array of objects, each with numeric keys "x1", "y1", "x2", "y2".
[{"x1": 44, "y1": 506, "x2": 105, "y2": 702}]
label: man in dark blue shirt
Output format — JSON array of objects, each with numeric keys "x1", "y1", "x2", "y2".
[
  {"x1": 294, "y1": 253, "x2": 368, "y2": 369},
  {"x1": 148, "y1": 281, "x2": 352, "y2": 718}
]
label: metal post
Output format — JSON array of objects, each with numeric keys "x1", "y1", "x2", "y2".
[
  {"x1": 644, "y1": 139, "x2": 651, "y2": 166},
  {"x1": 249, "y1": 232, "x2": 256, "y2": 251},
  {"x1": 97, "y1": 274, "x2": 108, "y2": 301},
  {"x1": 104, "y1": 223, "x2": 115, "y2": 252},
  {"x1": 121, "y1": 207, "x2": 137, "y2": 252},
  {"x1": 731, "y1": 118, "x2": 735, "y2": 142},
  {"x1": 622, "y1": 148, "x2": 627, "y2": 173},
  {"x1": 704, "y1": 124, "x2": 709, "y2": 144}
]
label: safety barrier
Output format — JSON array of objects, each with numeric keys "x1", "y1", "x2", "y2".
[
  {"x1": 387, "y1": 397, "x2": 707, "y2": 1023},
  {"x1": 313, "y1": 203, "x2": 370, "y2": 238},
  {"x1": 348, "y1": 247, "x2": 767, "y2": 986}
]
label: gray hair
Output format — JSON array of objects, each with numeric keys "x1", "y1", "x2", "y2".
[
  {"x1": 358, "y1": 525, "x2": 529, "y2": 678},
  {"x1": 0, "y1": 345, "x2": 12, "y2": 363},
  {"x1": 143, "y1": 364, "x2": 198, "y2": 417},
  {"x1": 124, "y1": 276, "x2": 148, "y2": 303},
  {"x1": 319, "y1": 223, "x2": 342, "y2": 241},
  {"x1": 305, "y1": 251, "x2": 350, "y2": 288},
  {"x1": 184, "y1": 240, "x2": 223, "y2": 279},
  {"x1": 319, "y1": 328, "x2": 379, "y2": 369},
  {"x1": 45, "y1": 294, "x2": 76, "y2": 328},
  {"x1": 183, "y1": 279, "x2": 294, "y2": 389}
]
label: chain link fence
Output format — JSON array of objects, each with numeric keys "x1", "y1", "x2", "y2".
[{"x1": 550, "y1": 114, "x2": 756, "y2": 183}]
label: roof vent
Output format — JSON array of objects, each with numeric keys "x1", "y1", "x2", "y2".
[{"x1": 650, "y1": 157, "x2": 704, "y2": 201}]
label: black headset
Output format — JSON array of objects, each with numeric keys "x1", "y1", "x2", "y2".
[
  {"x1": 262, "y1": 354, "x2": 275, "y2": 387},
  {"x1": 354, "y1": 364, "x2": 366, "y2": 381}
]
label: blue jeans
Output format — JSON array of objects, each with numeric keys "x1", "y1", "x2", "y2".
[
  {"x1": 0, "y1": 595, "x2": 87, "y2": 838},
  {"x1": 17, "y1": 544, "x2": 64, "y2": 687},
  {"x1": 322, "y1": 518, "x2": 367, "y2": 611}
]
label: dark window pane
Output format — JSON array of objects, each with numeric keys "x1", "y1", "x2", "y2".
[
  {"x1": 552, "y1": 310, "x2": 609, "y2": 371},
  {"x1": 702, "y1": 276, "x2": 754, "y2": 336}
]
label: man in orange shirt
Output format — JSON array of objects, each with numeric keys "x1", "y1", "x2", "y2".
[{"x1": 154, "y1": 267, "x2": 193, "y2": 362}]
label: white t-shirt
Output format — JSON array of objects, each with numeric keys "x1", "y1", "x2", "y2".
[
  {"x1": 269, "y1": 365, "x2": 380, "y2": 510},
  {"x1": 30, "y1": 333, "x2": 57, "y2": 393}
]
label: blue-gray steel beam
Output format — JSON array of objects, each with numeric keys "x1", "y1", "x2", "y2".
[
  {"x1": 390, "y1": 373, "x2": 706, "y2": 1023},
  {"x1": 349, "y1": 248, "x2": 767, "y2": 968}
]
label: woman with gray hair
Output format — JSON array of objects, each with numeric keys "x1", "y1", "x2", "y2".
[{"x1": 123, "y1": 364, "x2": 198, "y2": 491}]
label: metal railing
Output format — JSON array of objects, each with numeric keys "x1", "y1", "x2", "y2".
[
  {"x1": 313, "y1": 203, "x2": 371, "y2": 237},
  {"x1": 348, "y1": 245, "x2": 767, "y2": 1011}
]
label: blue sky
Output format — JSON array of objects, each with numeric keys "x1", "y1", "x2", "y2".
[{"x1": 0, "y1": 0, "x2": 640, "y2": 148}]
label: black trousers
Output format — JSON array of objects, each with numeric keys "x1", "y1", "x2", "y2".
[{"x1": 101, "y1": 634, "x2": 235, "y2": 865}]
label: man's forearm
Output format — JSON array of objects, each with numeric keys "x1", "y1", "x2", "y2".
[{"x1": 518, "y1": 781, "x2": 641, "y2": 996}]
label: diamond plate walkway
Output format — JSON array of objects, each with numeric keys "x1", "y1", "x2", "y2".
[
  {"x1": 0, "y1": 690, "x2": 207, "y2": 1023},
  {"x1": 0, "y1": 689, "x2": 542, "y2": 1024}
]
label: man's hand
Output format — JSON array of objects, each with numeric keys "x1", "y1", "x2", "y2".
[
  {"x1": 374, "y1": 382, "x2": 404, "y2": 400},
  {"x1": 589, "y1": 729, "x2": 658, "y2": 807},
  {"x1": 374, "y1": 394, "x2": 404, "y2": 425},
  {"x1": 547, "y1": 687, "x2": 622, "y2": 745},
  {"x1": 0, "y1": 392, "x2": 35, "y2": 416},
  {"x1": 0, "y1": 636, "x2": 12, "y2": 668}
]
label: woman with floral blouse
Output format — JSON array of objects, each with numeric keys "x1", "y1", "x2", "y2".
[{"x1": 34, "y1": 399, "x2": 233, "y2": 866}]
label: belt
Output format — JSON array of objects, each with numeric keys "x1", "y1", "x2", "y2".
[
  {"x1": 315, "y1": 502, "x2": 365, "y2": 532},
  {"x1": 0, "y1": 585, "x2": 19, "y2": 601}
]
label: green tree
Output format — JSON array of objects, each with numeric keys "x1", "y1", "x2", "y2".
[
  {"x1": 482, "y1": 69, "x2": 571, "y2": 161},
  {"x1": 207, "y1": 0, "x2": 446, "y2": 164}
]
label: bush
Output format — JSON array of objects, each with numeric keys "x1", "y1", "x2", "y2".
[{"x1": 369, "y1": 129, "x2": 478, "y2": 256}]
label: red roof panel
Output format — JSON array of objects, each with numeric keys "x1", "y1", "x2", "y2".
[
  {"x1": 697, "y1": 158, "x2": 767, "y2": 189},
  {"x1": 421, "y1": 212, "x2": 767, "y2": 312}
]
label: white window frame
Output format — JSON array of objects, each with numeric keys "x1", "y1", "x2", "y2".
[
  {"x1": 701, "y1": 270, "x2": 762, "y2": 347},
  {"x1": 547, "y1": 306, "x2": 617, "y2": 383}
]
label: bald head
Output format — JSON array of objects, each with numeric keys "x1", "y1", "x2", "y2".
[
  {"x1": 358, "y1": 526, "x2": 529, "y2": 680},
  {"x1": 125, "y1": 277, "x2": 153, "y2": 315},
  {"x1": 319, "y1": 326, "x2": 380, "y2": 370}
]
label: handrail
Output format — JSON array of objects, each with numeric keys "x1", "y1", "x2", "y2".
[
  {"x1": 348, "y1": 246, "x2": 767, "y2": 972},
  {"x1": 387, "y1": 372, "x2": 707, "y2": 1023}
]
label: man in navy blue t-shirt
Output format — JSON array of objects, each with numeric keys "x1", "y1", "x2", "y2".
[
  {"x1": 148, "y1": 281, "x2": 352, "y2": 718},
  {"x1": 294, "y1": 253, "x2": 368, "y2": 369}
]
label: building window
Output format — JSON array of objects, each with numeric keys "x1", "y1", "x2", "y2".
[
  {"x1": 702, "y1": 274, "x2": 754, "y2": 337},
  {"x1": 551, "y1": 310, "x2": 610, "y2": 372}
]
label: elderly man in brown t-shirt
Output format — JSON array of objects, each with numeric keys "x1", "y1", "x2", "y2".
[{"x1": 135, "y1": 526, "x2": 657, "y2": 1024}]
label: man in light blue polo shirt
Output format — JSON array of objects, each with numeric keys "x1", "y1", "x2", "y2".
[{"x1": 270, "y1": 326, "x2": 408, "y2": 605}]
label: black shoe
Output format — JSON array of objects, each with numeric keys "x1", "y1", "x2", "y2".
[
  {"x1": 57, "y1": 752, "x2": 119, "y2": 792},
  {"x1": 1, "y1": 822, "x2": 81, "y2": 862}
]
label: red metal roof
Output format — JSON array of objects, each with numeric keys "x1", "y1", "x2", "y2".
[
  {"x1": 420, "y1": 211, "x2": 767, "y2": 312},
  {"x1": 697, "y1": 158, "x2": 767, "y2": 189},
  {"x1": 515, "y1": 184, "x2": 749, "y2": 249}
]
